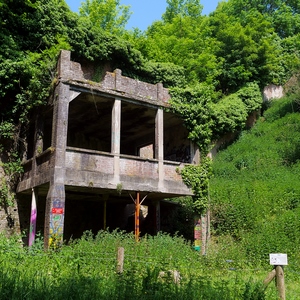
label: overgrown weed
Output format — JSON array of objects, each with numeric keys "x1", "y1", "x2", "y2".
[{"x1": 0, "y1": 232, "x2": 294, "y2": 299}]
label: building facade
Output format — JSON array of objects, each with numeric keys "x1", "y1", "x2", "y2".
[{"x1": 16, "y1": 50, "x2": 199, "y2": 248}]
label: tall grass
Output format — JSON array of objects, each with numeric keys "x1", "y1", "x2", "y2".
[
  {"x1": 0, "y1": 231, "x2": 274, "y2": 300},
  {"x1": 209, "y1": 95, "x2": 300, "y2": 299}
]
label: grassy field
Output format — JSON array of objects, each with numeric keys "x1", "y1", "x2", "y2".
[{"x1": 0, "y1": 231, "x2": 298, "y2": 300}]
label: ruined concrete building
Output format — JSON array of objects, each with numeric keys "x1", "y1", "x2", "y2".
[{"x1": 16, "y1": 50, "x2": 199, "y2": 248}]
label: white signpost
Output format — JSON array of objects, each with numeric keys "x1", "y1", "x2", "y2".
[
  {"x1": 265, "y1": 253, "x2": 287, "y2": 300},
  {"x1": 269, "y1": 253, "x2": 288, "y2": 266}
]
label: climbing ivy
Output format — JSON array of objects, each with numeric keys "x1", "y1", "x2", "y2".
[
  {"x1": 179, "y1": 157, "x2": 212, "y2": 215},
  {"x1": 169, "y1": 84, "x2": 216, "y2": 153},
  {"x1": 170, "y1": 82, "x2": 262, "y2": 214}
]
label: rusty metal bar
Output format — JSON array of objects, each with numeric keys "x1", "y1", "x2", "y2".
[{"x1": 135, "y1": 192, "x2": 140, "y2": 241}]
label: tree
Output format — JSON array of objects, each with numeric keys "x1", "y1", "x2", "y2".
[
  {"x1": 221, "y1": 0, "x2": 300, "y2": 38},
  {"x1": 208, "y1": 9, "x2": 284, "y2": 91},
  {"x1": 79, "y1": 0, "x2": 131, "y2": 34},
  {"x1": 162, "y1": 0, "x2": 203, "y2": 23}
]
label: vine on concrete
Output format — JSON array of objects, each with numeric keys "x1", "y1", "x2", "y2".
[
  {"x1": 179, "y1": 157, "x2": 212, "y2": 215},
  {"x1": 170, "y1": 82, "x2": 262, "y2": 214}
]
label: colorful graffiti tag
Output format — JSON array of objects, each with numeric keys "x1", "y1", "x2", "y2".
[
  {"x1": 49, "y1": 198, "x2": 65, "y2": 249},
  {"x1": 28, "y1": 190, "x2": 37, "y2": 247},
  {"x1": 194, "y1": 218, "x2": 201, "y2": 251}
]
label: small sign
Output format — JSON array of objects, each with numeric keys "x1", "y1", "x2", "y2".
[{"x1": 269, "y1": 253, "x2": 288, "y2": 266}]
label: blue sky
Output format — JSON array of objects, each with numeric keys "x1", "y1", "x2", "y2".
[{"x1": 65, "y1": 0, "x2": 222, "y2": 31}]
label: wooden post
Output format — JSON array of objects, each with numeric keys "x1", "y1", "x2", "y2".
[
  {"x1": 263, "y1": 268, "x2": 276, "y2": 287},
  {"x1": 266, "y1": 254, "x2": 288, "y2": 299},
  {"x1": 117, "y1": 247, "x2": 124, "y2": 274},
  {"x1": 276, "y1": 266, "x2": 285, "y2": 300}
]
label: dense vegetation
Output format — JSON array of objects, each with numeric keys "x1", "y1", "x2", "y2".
[
  {"x1": 210, "y1": 93, "x2": 300, "y2": 259},
  {"x1": 0, "y1": 231, "x2": 291, "y2": 299},
  {"x1": 2, "y1": 0, "x2": 300, "y2": 149},
  {"x1": 1, "y1": 0, "x2": 300, "y2": 297}
]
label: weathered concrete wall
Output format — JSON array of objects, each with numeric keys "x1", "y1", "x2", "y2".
[
  {"x1": 263, "y1": 84, "x2": 283, "y2": 101},
  {"x1": 64, "y1": 149, "x2": 191, "y2": 196},
  {"x1": 58, "y1": 50, "x2": 170, "y2": 105}
]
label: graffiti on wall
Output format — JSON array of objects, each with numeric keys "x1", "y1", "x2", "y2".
[
  {"x1": 28, "y1": 190, "x2": 37, "y2": 247},
  {"x1": 49, "y1": 198, "x2": 65, "y2": 249},
  {"x1": 194, "y1": 218, "x2": 201, "y2": 251}
]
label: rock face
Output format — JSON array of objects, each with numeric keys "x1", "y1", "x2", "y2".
[
  {"x1": 0, "y1": 155, "x2": 21, "y2": 236},
  {"x1": 263, "y1": 84, "x2": 283, "y2": 101}
]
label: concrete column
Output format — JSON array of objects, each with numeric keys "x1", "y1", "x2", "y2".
[
  {"x1": 155, "y1": 200, "x2": 161, "y2": 233},
  {"x1": 44, "y1": 81, "x2": 69, "y2": 249},
  {"x1": 155, "y1": 108, "x2": 164, "y2": 185},
  {"x1": 111, "y1": 98, "x2": 121, "y2": 183},
  {"x1": 190, "y1": 141, "x2": 200, "y2": 164},
  {"x1": 45, "y1": 184, "x2": 66, "y2": 249}
]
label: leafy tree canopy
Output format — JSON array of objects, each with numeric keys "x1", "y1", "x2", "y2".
[
  {"x1": 162, "y1": 0, "x2": 203, "y2": 23},
  {"x1": 79, "y1": 0, "x2": 131, "y2": 34},
  {"x1": 2, "y1": 0, "x2": 300, "y2": 164}
]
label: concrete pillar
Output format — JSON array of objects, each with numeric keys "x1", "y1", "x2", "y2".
[
  {"x1": 155, "y1": 108, "x2": 164, "y2": 186},
  {"x1": 190, "y1": 141, "x2": 200, "y2": 164},
  {"x1": 111, "y1": 98, "x2": 121, "y2": 183},
  {"x1": 45, "y1": 185, "x2": 66, "y2": 249},
  {"x1": 155, "y1": 200, "x2": 161, "y2": 233},
  {"x1": 44, "y1": 81, "x2": 70, "y2": 249}
]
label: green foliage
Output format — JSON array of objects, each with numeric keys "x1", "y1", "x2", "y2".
[
  {"x1": 169, "y1": 84, "x2": 216, "y2": 152},
  {"x1": 212, "y1": 94, "x2": 248, "y2": 136},
  {"x1": 180, "y1": 158, "x2": 212, "y2": 214},
  {"x1": 79, "y1": 0, "x2": 131, "y2": 34},
  {"x1": 210, "y1": 95, "x2": 300, "y2": 261},
  {"x1": 236, "y1": 82, "x2": 263, "y2": 113},
  {"x1": 162, "y1": 0, "x2": 203, "y2": 23},
  {"x1": 0, "y1": 122, "x2": 15, "y2": 140},
  {"x1": 0, "y1": 232, "x2": 281, "y2": 299},
  {"x1": 221, "y1": 0, "x2": 300, "y2": 38},
  {"x1": 170, "y1": 82, "x2": 262, "y2": 154},
  {"x1": 140, "y1": 61, "x2": 186, "y2": 88}
]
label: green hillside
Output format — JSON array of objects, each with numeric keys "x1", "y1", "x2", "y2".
[{"x1": 210, "y1": 95, "x2": 300, "y2": 263}]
